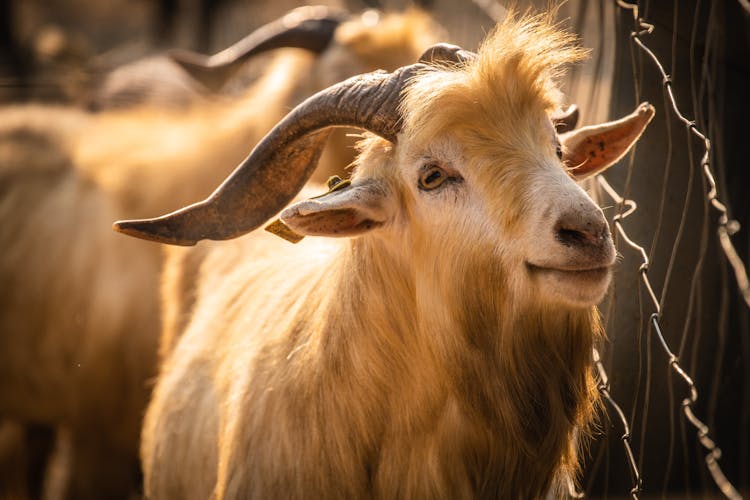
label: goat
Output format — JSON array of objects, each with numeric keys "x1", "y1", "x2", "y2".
[
  {"x1": 0, "y1": 7, "x2": 442, "y2": 499},
  {"x1": 117, "y1": 11, "x2": 655, "y2": 499},
  {"x1": 88, "y1": 5, "x2": 348, "y2": 111}
]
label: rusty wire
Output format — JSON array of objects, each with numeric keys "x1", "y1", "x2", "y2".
[
  {"x1": 593, "y1": 347, "x2": 642, "y2": 498},
  {"x1": 607, "y1": 1, "x2": 744, "y2": 498},
  {"x1": 616, "y1": 1, "x2": 750, "y2": 309}
]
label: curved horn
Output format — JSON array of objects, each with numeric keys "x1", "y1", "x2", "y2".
[
  {"x1": 169, "y1": 5, "x2": 348, "y2": 92},
  {"x1": 114, "y1": 63, "x2": 429, "y2": 246},
  {"x1": 419, "y1": 43, "x2": 476, "y2": 65}
]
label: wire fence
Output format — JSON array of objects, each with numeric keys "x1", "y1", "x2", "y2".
[
  {"x1": 601, "y1": 1, "x2": 745, "y2": 498},
  {"x1": 465, "y1": 0, "x2": 748, "y2": 497}
]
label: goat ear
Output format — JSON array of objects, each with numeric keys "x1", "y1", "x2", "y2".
[
  {"x1": 561, "y1": 102, "x2": 655, "y2": 180},
  {"x1": 275, "y1": 179, "x2": 393, "y2": 239}
]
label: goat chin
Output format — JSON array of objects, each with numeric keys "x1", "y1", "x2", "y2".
[{"x1": 527, "y1": 264, "x2": 613, "y2": 307}]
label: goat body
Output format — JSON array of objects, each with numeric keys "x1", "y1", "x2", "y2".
[
  {"x1": 147, "y1": 225, "x2": 598, "y2": 498},
  {"x1": 136, "y1": 12, "x2": 655, "y2": 499}
]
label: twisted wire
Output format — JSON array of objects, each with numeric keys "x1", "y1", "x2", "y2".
[
  {"x1": 608, "y1": 2, "x2": 744, "y2": 498},
  {"x1": 593, "y1": 347, "x2": 643, "y2": 498}
]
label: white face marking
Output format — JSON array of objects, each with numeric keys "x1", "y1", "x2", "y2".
[
  {"x1": 400, "y1": 137, "x2": 472, "y2": 219},
  {"x1": 392, "y1": 125, "x2": 615, "y2": 308}
]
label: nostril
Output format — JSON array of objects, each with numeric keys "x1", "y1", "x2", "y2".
[
  {"x1": 557, "y1": 227, "x2": 591, "y2": 247},
  {"x1": 554, "y1": 208, "x2": 612, "y2": 249},
  {"x1": 555, "y1": 222, "x2": 606, "y2": 247}
]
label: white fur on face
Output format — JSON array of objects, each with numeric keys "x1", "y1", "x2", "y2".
[
  {"x1": 397, "y1": 137, "x2": 498, "y2": 251},
  {"x1": 393, "y1": 132, "x2": 614, "y2": 309},
  {"x1": 520, "y1": 162, "x2": 615, "y2": 307}
]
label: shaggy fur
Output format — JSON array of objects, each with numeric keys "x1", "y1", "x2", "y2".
[
  {"x1": 143, "y1": 12, "x2": 610, "y2": 499},
  {"x1": 0, "y1": 10, "x2": 440, "y2": 498},
  {"x1": 151, "y1": 233, "x2": 601, "y2": 498},
  {"x1": 0, "y1": 108, "x2": 161, "y2": 497}
]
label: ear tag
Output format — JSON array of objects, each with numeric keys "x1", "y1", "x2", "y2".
[
  {"x1": 264, "y1": 176, "x2": 353, "y2": 243},
  {"x1": 265, "y1": 219, "x2": 305, "y2": 243},
  {"x1": 312, "y1": 175, "x2": 351, "y2": 198}
]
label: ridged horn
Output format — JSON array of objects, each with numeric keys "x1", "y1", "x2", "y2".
[
  {"x1": 168, "y1": 5, "x2": 348, "y2": 92},
  {"x1": 114, "y1": 63, "x2": 429, "y2": 246}
]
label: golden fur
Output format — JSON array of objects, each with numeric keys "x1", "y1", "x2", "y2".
[
  {"x1": 0, "y1": 11, "x2": 439, "y2": 498},
  {"x1": 402, "y1": 10, "x2": 586, "y2": 148},
  {"x1": 144, "y1": 11, "x2": 601, "y2": 499},
  {"x1": 0, "y1": 108, "x2": 162, "y2": 496}
]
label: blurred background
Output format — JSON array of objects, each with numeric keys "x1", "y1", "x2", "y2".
[{"x1": 0, "y1": 0, "x2": 748, "y2": 498}]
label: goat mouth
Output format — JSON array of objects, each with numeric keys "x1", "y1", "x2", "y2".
[
  {"x1": 525, "y1": 262, "x2": 613, "y2": 306},
  {"x1": 525, "y1": 262, "x2": 612, "y2": 281}
]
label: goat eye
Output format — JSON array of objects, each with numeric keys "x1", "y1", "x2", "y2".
[
  {"x1": 418, "y1": 165, "x2": 447, "y2": 190},
  {"x1": 556, "y1": 146, "x2": 563, "y2": 160}
]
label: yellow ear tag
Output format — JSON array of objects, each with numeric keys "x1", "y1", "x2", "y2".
[
  {"x1": 264, "y1": 177, "x2": 353, "y2": 244},
  {"x1": 311, "y1": 176, "x2": 351, "y2": 199},
  {"x1": 328, "y1": 176, "x2": 351, "y2": 191},
  {"x1": 264, "y1": 219, "x2": 305, "y2": 244}
]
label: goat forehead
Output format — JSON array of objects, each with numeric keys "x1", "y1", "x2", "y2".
[
  {"x1": 407, "y1": 107, "x2": 554, "y2": 166},
  {"x1": 410, "y1": 97, "x2": 555, "y2": 157},
  {"x1": 481, "y1": 107, "x2": 555, "y2": 148},
  {"x1": 467, "y1": 139, "x2": 556, "y2": 189}
]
